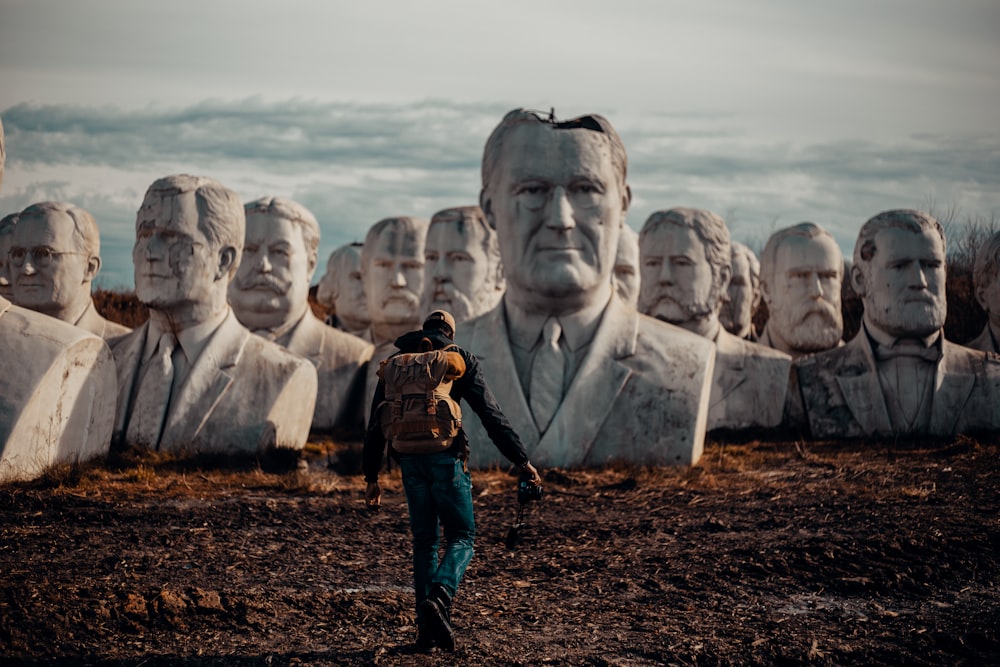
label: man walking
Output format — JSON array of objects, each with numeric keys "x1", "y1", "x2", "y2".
[{"x1": 363, "y1": 309, "x2": 542, "y2": 652}]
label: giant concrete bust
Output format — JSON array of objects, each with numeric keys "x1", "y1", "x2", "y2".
[
  {"x1": 968, "y1": 229, "x2": 1000, "y2": 353},
  {"x1": 422, "y1": 205, "x2": 505, "y2": 323},
  {"x1": 0, "y1": 212, "x2": 17, "y2": 300},
  {"x1": 613, "y1": 224, "x2": 640, "y2": 308},
  {"x1": 0, "y1": 295, "x2": 117, "y2": 481},
  {"x1": 10, "y1": 201, "x2": 130, "y2": 340},
  {"x1": 110, "y1": 175, "x2": 317, "y2": 455},
  {"x1": 638, "y1": 207, "x2": 790, "y2": 431},
  {"x1": 229, "y1": 196, "x2": 372, "y2": 434},
  {"x1": 721, "y1": 241, "x2": 761, "y2": 340},
  {"x1": 361, "y1": 215, "x2": 428, "y2": 416},
  {"x1": 792, "y1": 209, "x2": 1000, "y2": 439},
  {"x1": 457, "y1": 109, "x2": 715, "y2": 468},
  {"x1": 759, "y1": 222, "x2": 844, "y2": 358},
  {"x1": 317, "y1": 242, "x2": 370, "y2": 337}
]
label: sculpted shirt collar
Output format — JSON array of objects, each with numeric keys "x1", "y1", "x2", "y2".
[
  {"x1": 145, "y1": 307, "x2": 229, "y2": 366},
  {"x1": 256, "y1": 305, "x2": 309, "y2": 345},
  {"x1": 862, "y1": 316, "x2": 941, "y2": 357},
  {"x1": 507, "y1": 290, "x2": 611, "y2": 353}
]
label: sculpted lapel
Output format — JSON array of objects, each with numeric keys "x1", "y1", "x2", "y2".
[
  {"x1": 832, "y1": 334, "x2": 893, "y2": 437},
  {"x1": 111, "y1": 323, "x2": 149, "y2": 439},
  {"x1": 533, "y1": 297, "x2": 634, "y2": 466},
  {"x1": 928, "y1": 342, "x2": 977, "y2": 436},
  {"x1": 159, "y1": 310, "x2": 244, "y2": 450}
]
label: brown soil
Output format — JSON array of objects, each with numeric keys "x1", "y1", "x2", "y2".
[{"x1": 2, "y1": 437, "x2": 998, "y2": 666}]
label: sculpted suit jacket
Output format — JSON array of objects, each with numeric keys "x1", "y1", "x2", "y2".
[
  {"x1": 965, "y1": 324, "x2": 998, "y2": 354},
  {"x1": 456, "y1": 295, "x2": 716, "y2": 469},
  {"x1": 77, "y1": 300, "x2": 130, "y2": 340},
  {"x1": 110, "y1": 309, "x2": 317, "y2": 454},
  {"x1": 791, "y1": 330, "x2": 1000, "y2": 439},
  {"x1": 708, "y1": 328, "x2": 792, "y2": 431},
  {"x1": 0, "y1": 296, "x2": 116, "y2": 482},
  {"x1": 279, "y1": 311, "x2": 372, "y2": 434}
]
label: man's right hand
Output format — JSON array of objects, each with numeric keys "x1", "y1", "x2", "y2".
[
  {"x1": 365, "y1": 482, "x2": 381, "y2": 511},
  {"x1": 522, "y1": 462, "x2": 542, "y2": 486}
]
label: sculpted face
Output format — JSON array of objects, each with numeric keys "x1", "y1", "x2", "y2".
[
  {"x1": 639, "y1": 224, "x2": 719, "y2": 329},
  {"x1": 133, "y1": 190, "x2": 220, "y2": 311},
  {"x1": 613, "y1": 228, "x2": 640, "y2": 308},
  {"x1": 229, "y1": 212, "x2": 312, "y2": 330},
  {"x1": 10, "y1": 209, "x2": 92, "y2": 316},
  {"x1": 484, "y1": 123, "x2": 626, "y2": 309},
  {"x1": 767, "y1": 234, "x2": 843, "y2": 353},
  {"x1": 857, "y1": 227, "x2": 946, "y2": 338},
  {"x1": 720, "y1": 250, "x2": 757, "y2": 337},
  {"x1": 365, "y1": 224, "x2": 424, "y2": 325},
  {"x1": 423, "y1": 218, "x2": 500, "y2": 321},
  {"x1": 318, "y1": 246, "x2": 369, "y2": 328}
]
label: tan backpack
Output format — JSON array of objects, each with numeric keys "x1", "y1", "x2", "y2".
[{"x1": 377, "y1": 346, "x2": 463, "y2": 454}]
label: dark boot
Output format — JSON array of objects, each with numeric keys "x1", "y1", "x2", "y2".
[
  {"x1": 415, "y1": 621, "x2": 435, "y2": 652},
  {"x1": 419, "y1": 584, "x2": 455, "y2": 651}
]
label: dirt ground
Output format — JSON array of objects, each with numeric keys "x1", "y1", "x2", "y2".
[{"x1": 1, "y1": 436, "x2": 998, "y2": 666}]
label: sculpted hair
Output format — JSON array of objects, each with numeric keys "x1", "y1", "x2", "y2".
[
  {"x1": 640, "y1": 207, "x2": 731, "y2": 273},
  {"x1": 324, "y1": 242, "x2": 364, "y2": 300},
  {"x1": 19, "y1": 200, "x2": 101, "y2": 258},
  {"x1": 244, "y1": 196, "x2": 321, "y2": 265},
  {"x1": 730, "y1": 241, "x2": 760, "y2": 290},
  {"x1": 973, "y1": 229, "x2": 1000, "y2": 294},
  {"x1": 481, "y1": 108, "x2": 628, "y2": 194},
  {"x1": 361, "y1": 216, "x2": 428, "y2": 267},
  {"x1": 140, "y1": 174, "x2": 245, "y2": 276},
  {"x1": 853, "y1": 209, "x2": 945, "y2": 272},
  {"x1": 760, "y1": 222, "x2": 840, "y2": 288},
  {"x1": 0, "y1": 211, "x2": 18, "y2": 236},
  {"x1": 429, "y1": 206, "x2": 501, "y2": 268}
]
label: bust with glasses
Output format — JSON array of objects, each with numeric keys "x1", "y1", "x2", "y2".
[
  {"x1": 110, "y1": 174, "x2": 317, "y2": 457},
  {"x1": 9, "y1": 201, "x2": 129, "y2": 339},
  {"x1": 456, "y1": 108, "x2": 715, "y2": 469}
]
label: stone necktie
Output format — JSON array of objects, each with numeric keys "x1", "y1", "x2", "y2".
[
  {"x1": 126, "y1": 331, "x2": 177, "y2": 449},
  {"x1": 529, "y1": 318, "x2": 565, "y2": 433}
]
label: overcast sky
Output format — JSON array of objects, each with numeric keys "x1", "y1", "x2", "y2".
[{"x1": 1, "y1": 0, "x2": 998, "y2": 287}]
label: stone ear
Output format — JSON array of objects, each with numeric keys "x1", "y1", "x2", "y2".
[
  {"x1": 84, "y1": 255, "x2": 101, "y2": 282},
  {"x1": 480, "y1": 190, "x2": 496, "y2": 230},
  {"x1": 975, "y1": 282, "x2": 989, "y2": 313},
  {"x1": 850, "y1": 264, "x2": 867, "y2": 297},
  {"x1": 218, "y1": 246, "x2": 237, "y2": 280}
]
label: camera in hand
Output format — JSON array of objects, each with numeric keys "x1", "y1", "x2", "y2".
[{"x1": 517, "y1": 477, "x2": 543, "y2": 504}]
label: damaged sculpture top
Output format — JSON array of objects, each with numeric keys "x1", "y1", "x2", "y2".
[
  {"x1": 791, "y1": 209, "x2": 1000, "y2": 438},
  {"x1": 721, "y1": 241, "x2": 762, "y2": 340},
  {"x1": 613, "y1": 224, "x2": 640, "y2": 308},
  {"x1": 759, "y1": 222, "x2": 844, "y2": 358},
  {"x1": 968, "y1": 229, "x2": 1000, "y2": 353},
  {"x1": 638, "y1": 207, "x2": 790, "y2": 431},
  {"x1": 457, "y1": 109, "x2": 715, "y2": 468},
  {"x1": 361, "y1": 215, "x2": 428, "y2": 417},
  {"x1": 10, "y1": 201, "x2": 130, "y2": 339},
  {"x1": 0, "y1": 212, "x2": 17, "y2": 299},
  {"x1": 111, "y1": 174, "x2": 317, "y2": 455},
  {"x1": 317, "y1": 242, "x2": 370, "y2": 337},
  {"x1": 422, "y1": 205, "x2": 505, "y2": 324},
  {"x1": 229, "y1": 196, "x2": 372, "y2": 435}
]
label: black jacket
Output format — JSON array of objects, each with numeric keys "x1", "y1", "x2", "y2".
[{"x1": 362, "y1": 329, "x2": 529, "y2": 482}]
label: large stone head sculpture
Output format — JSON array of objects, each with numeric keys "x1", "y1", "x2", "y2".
[
  {"x1": 479, "y1": 109, "x2": 631, "y2": 314},
  {"x1": 422, "y1": 205, "x2": 504, "y2": 322},
  {"x1": 638, "y1": 207, "x2": 731, "y2": 339},
  {"x1": 133, "y1": 174, "x2": 243, "y2": 324},
  {"x1": 0, "y1": 212, "x2": 18, "y2": 299},
  {"x1": 852, "y1": 209, "x2": 946, "y2": 339},
  {"x1": 760, "y1": 222, "x2": 843, "y2": 356},
  {"x1": 10, "y1": 202, "x2": 102, "y2": 322},
  {"x1": 973, "y1": 230, "x2": 1000, "y2": 338},
  {"x1": 229, "y1": 196, "x2": 319, "y2": 331},
  {"x1": 317, "y1": 242, "x2": 369, "y2": 334},
  {"x1": 721, "y1": 241, "x2": 761, "y2": 339},
  {"x1": 613, "y1": 224, "x2": 640, "y2": 308},
  {"x1": 362, "y1": 216, "x2": 427, "y2": 343}
]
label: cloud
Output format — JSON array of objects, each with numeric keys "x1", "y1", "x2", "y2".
[{"x1": 2, "y1": 98, "x2": 999, "y2": 288}]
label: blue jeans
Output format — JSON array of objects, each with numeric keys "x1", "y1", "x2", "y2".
[{"x1": 397, "y1": 452, "x2": 475, "y2": 621}]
